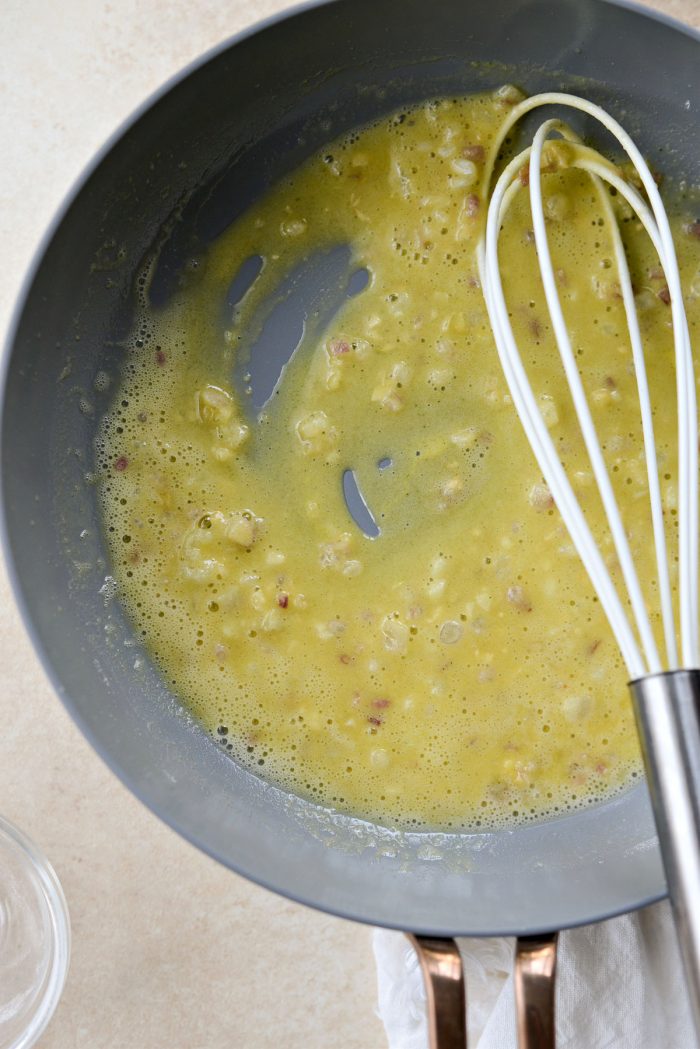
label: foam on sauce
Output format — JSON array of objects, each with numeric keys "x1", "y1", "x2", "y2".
[{"x1": 96, "y1": 90, "x2": 700, "y2": 830}]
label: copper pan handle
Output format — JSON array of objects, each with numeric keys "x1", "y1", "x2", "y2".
[
  {"x1": 407, "y1": 935, "x2": 467, "y2": 1049},
  {"x1": 514, "y1": 932, "x2": 559, "y2": 1049},
  {"x1": 406, "y1": 931, "x2": 558, "y2": 1049}
]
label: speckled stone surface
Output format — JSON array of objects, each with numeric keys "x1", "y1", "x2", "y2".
[{"x1": 0, "y1": 2, "x2": 698, "y2": 1047}]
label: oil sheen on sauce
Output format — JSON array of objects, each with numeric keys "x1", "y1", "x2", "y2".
[{"x1": 96, "y1": 90, "x2": 700, "y2": 830}]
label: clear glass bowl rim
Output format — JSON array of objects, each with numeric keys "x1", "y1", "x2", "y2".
[{"x1": 0, "y1": 813, "x2": 71, "y2": 1049}]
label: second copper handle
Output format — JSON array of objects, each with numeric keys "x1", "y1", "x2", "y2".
[{"x1": 514, "y1": 932, "x2": 559, "y2": 1049}]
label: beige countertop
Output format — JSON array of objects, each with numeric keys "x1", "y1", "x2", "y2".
[{"x1": 1, "y1": 2, "x2": 698, "y2": 1047}]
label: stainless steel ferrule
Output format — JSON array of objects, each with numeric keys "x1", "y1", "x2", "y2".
[{"x1": 629, "y1": 669, "x2": 700, "y2": 1035}]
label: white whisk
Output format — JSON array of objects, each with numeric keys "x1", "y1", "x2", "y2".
[{"x1": 478, "y1": 92, "x2": 700, "y2": 1034}]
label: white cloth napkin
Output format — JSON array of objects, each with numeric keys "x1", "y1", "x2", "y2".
[{"x1": 374, "y1": 900, "x2": 697, "y2": 1048}]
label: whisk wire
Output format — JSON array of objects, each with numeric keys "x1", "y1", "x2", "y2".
[
  {"x1": 480, "y1": 91, "x2": 698, "y2": 675},
  {"x1": 528, "y1": 119, "x2": 663, "y2": 674},
  {"x1": 602, "y1": 183, "x2": 680, "y2": 670},
  {"x1": 479, "y1": 151, "x2": 646, "y2": 676},
  {"x1": 572, "y1": 155, "x2": 686, "y2": 667}
]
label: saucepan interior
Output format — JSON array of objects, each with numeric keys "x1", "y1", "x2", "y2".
[{"x1": 3, "y1": 0, "x2": 699, "y2": 936}]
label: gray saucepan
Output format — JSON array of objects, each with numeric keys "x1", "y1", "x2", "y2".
[{"x1": 2, "y1": 0, "x2": 699, "y2": 1038}]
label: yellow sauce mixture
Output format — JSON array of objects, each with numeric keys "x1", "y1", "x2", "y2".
[{"x1": 96, "y1": 89, "x2": 700, "y2": 830}]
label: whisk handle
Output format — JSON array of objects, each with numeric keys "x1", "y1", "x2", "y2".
[{"x1": 630, "y1": 669, "x2": 700, "y2": 1032}]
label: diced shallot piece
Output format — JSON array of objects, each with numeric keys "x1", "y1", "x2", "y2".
[{"x1": 507, "y1": 586, "x2": 532, "y2": 612}]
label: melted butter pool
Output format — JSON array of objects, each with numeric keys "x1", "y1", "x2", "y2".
[{"x1": 96, "y1": 90, "x2": 700, "y2": 830}]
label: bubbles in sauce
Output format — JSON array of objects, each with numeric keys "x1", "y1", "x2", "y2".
[{"x1": 95, "y1": 90, "x2": 700, "y2": 831}]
